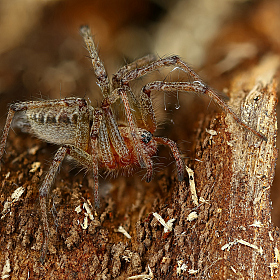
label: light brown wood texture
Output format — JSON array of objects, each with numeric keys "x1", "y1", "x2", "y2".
[
  {"x1": 0, "y1": 53, "x2": 278, "y2": 280},
  {"x1": 1, "y1": 1, "x2": 280, "y2": 279}
]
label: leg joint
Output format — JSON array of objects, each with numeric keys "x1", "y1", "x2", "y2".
[{"x1": 10, "y1": 103, "x2": 27, "y2": 111}]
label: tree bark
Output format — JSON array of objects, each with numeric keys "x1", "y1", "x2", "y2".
[{"x1": 0, "y1": 57, "x2": 279, "y2": 279}]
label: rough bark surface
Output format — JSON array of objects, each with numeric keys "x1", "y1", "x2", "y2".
[{"x1": 0, "y1": 54, "x2": 279, "y2": 279}]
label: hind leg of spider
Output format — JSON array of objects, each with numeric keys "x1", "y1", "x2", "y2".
[
  {"x1": 39, "y1": 146, "x2": 69, "y2": 263},
  {"x1": 39, "y1": 144, "x2": 96, "y2": 263}
]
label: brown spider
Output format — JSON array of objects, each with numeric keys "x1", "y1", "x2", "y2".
[{"x1": 0, "y1": 26, "x2": 266, "y2": 263}]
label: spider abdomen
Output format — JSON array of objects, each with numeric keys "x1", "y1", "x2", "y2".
[{"x1": 24, "y1": 106, "x2": 87, "y2": 146}]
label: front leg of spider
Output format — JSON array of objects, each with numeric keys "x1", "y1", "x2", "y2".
[{"x1": 116, "y1": 55, "x2": 266, "y2": 141}]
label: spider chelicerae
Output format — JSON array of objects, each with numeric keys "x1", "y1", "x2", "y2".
[{"x1": 0, "y1": 26, "x2": 266, "y2": 263}]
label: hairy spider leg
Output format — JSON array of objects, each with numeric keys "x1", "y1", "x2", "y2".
[
  {"x1": 117, "y1": 88, "x2": 154, "y2": 181},
  {"x1": 39, "y1": 146, "x2": 68, "y2": 263},
  {"x1": 81, "y1": 26, "x2": 132, "y2": 166},
  {"x1": 120, "y1": 55, "x2": 267, "y2": 141},
  {"x1": 112, "y1": 54, "x2": 158, "y2": 88},
  {"x1": 39, "y1": 142, "x2": 98, "y2": 263},
  {"x1": 0, "y1": 109, "x2": 15, "y2": 160},
  {"x1": 154, "y1": 137, "x2": 185, "y2": 181},
  {"x1": 80, "y1": 25, "x2": 110, "y2": 97},
  {"x1": 100, "y1": 94, "x2": 131, "y2": 164},
  {"x1": 141, "y1": 79, "x2": 267, "y2": 141}
]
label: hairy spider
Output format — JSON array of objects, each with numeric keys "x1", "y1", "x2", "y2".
[{"x1": 0, "y1": 26, "x2": 266, "y2": 263}]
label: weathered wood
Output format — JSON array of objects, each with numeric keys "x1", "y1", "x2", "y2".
[{"x1": 0, "y1": 56, "x2": 279, "y2": 279}]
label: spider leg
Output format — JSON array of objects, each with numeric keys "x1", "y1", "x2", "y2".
[
  {"x1": 121, "y1": 56, "x2": 193, "y2": 83},
  {"x1": 120, "y1": 55, "x2": 266, "y2": 141},
  {"x1": 98, "y1": 119, "x2": 118, "y2": 169},
  {"x1": 141, "y1": 80, "x2": 267, "y2": 141},
  {"x1": 154, "y1": 137, "x2": 184, "y2": 181},
  {"x1": 0, "y1": 108, "x2": 15, "y2": 161},
  {"x1": 112, "y1": 54, "x2": 157, "y2": 88},
  {"x1": 39, "y1": 145, "x2": 69, "y2": 263},
  {"x1": 90, "y1": 108, "x2": 103, "y2": 207},
  {"x1": 80, "y1": 26, "x2": 110, "y2": 97},
  {"x1": 116, "y1": 88, "x2": 153, "y2": 181},
  {"x1": 101, "y1": 94, "x2": 131, "y2": 163},
  {"x1": 39, "y1": 143, "x2": 97, "y2": 263},
  {"x1": 101, "y1": 88, "x2": 153, "y2": 181}
]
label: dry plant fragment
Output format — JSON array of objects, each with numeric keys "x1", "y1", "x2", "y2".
[
  {"x1": 116, "y1": 225, "x2": 131, "y2": 239},
  {"x1": 0, "y1": 25, "x2": 267, "y2": 264},
  {"x1": 187, "y1": 211, "x2": 198, "y2": 222},
  {"x1": 152, "y1": 212, "x2": 176, "y2": 233},
  {"x1": 185, "y1": 165, "x2": 198, "y2": 206},
  {"x1": 1, "y1": 186, "x2": 25, "y2": 219},
  {"x1": 127, "y1": 265, "x2": 153, "y2": 279},
  {"x1": 1, "y1": 258, "x2": 11, "y2": 279}
]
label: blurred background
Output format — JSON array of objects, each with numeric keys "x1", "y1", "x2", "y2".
[{"x1": 0, "y1": 0, "x2": 280, "y2": 224}]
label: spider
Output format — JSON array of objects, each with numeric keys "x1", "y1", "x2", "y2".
[{"x1": 0, "y1": 26, "x2": 266, "y2": 263}]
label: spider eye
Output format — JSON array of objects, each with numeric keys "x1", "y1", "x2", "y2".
[{"x1": 141, "y1": 131, "x2": 153, "y2": 144}]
